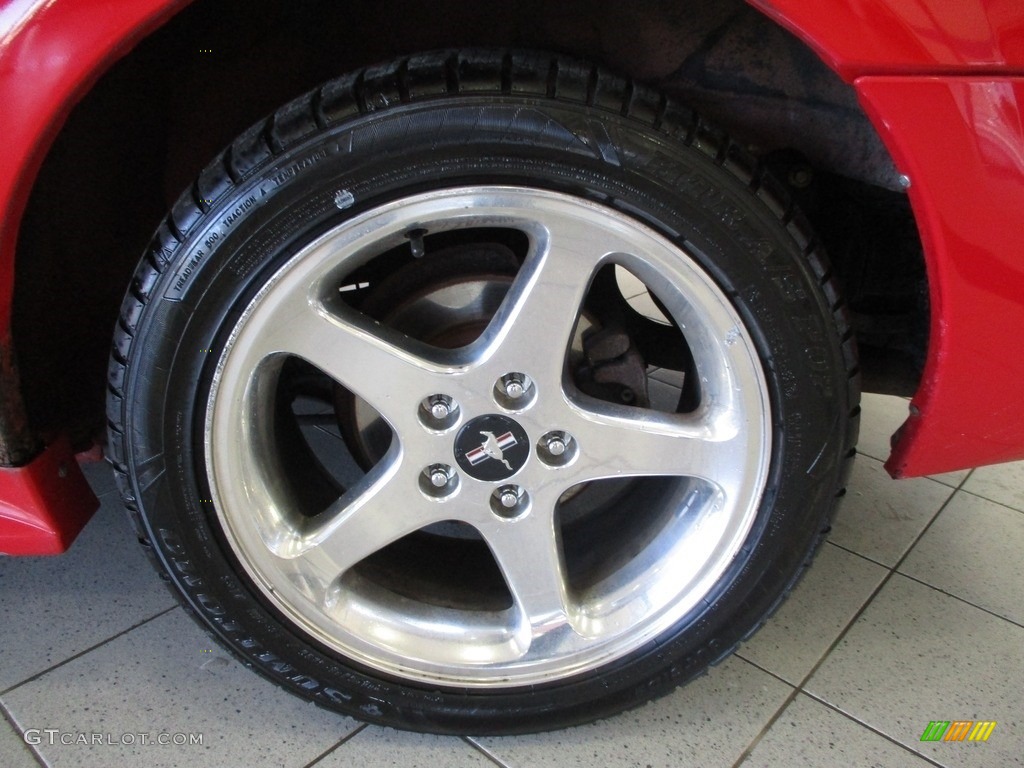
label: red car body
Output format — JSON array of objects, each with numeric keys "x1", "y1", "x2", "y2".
[{"x1": 2, "y1": 0, "x2": 1023, "y2": 555}]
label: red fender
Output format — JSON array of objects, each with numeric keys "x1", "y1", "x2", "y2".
[
  {"x1": 0, "y1": 0, "x2": 191, "y2": 554},
  {"x1": 751, "y1": 0, "x2": 1024, "y2": 476}
]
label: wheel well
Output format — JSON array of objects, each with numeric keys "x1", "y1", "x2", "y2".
[{"x1": 11, "y1": 0, "x2": 926, "y2": 445}]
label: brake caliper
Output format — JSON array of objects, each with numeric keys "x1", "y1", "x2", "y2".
[{"x1": 575, "y1": 324, "x2": 650, "y2": 407}]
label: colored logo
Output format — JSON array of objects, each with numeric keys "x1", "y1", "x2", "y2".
[
  {"x1": 454, "y1": 415, "x2": 530, "y2": 481},
  {"x1": 465, "y1": 430, "x2": 518, "y2": 470},
  {"x1": 920, "y1": 721, "x2": 996, "y2": 742}
]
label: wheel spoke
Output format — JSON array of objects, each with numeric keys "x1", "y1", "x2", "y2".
[
  {"x1": 480, "y1": 215, "x2": 604, "y2": 389},
  {"x1": 565, "y1": 406, "x2": 753, "y2": 497},
  {"x1": 242, "y1": 293, "x2": 454, "y2": 427},
  {"x1": 482, "y1": 508, "x2": 573, "y2": 640},
  {"x1": 287, "y1": 465, "x2": 450, "y2": 585}
]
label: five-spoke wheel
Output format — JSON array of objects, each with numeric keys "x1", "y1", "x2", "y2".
[{"x1": 207, "y1": 188, "x2": 770, "y2": 685}]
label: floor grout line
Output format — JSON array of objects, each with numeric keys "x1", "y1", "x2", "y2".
[
  {"x1": 728, "y1": 686, "x2": 802, "y2": 767},
  {"x1": 732, "y1": 653, "x2": 802, "y2": 689},
  {"x1": 821, "y1": 538, "x2": 888, "y2": 566},
  {"x1": 302, "y1": 723, "x2": 368, "y2": 768},
  {"x1": 954, "y1": 486, "x2": 1024, "y2": 516},
  {"x1": 825, "y1": 539, "x2": 909, "y2": 571},
  {"x1": 732, "y1": 657, "x2": 948, "y2": 768},
  {"x1": 465, "y1": 736, "x2": 516, "y2": 768},
  {"x1": 0, "y1": 698, "x2": 49, "y2": 768},
  {"x1": 729, "y1": 466, "x2": 971, "y2": 768},
  {"x1": 828, "y1": 468, "x2": 1024, "y2": 630},
  {"x1": 855, "y1": 449, "x2": 899, "y2": 464},
  {"x1": 0, "y1": 605, "x2": 177, "y2": 698},
  {"x1": 885, "y1": 572, "x2": 1024, "y2": 630},
  {"x1": 853, "y1": 446, "x2": 968, "y2": 481},
  {"x1": 799, "y1": 691, "x2": 947, "y2": 768}
]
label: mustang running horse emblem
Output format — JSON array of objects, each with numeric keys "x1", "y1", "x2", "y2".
[{"x1": 465, "y1": 430, "x2": 518, "y2": 470}]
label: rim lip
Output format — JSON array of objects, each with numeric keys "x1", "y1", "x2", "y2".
[{"x1": 204, "y1": 186, "x2": 771, "y2": 688}]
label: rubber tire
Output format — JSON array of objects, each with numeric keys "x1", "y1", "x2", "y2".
[{"x1": 106, "y1": 49, "x2": 859, "y2": 735}]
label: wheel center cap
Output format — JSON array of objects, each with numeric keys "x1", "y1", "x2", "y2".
[{"x1": 454, "y1": 414, "x2": 530, "y2": 481}]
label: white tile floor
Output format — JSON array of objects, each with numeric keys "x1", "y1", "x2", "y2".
[{"x1": 1, "y1": 392, "x2": 1022, "y2": 768}]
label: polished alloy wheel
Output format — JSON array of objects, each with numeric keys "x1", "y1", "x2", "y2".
[{"x1": 206, "y1": 187, "x2": 771, "y2": 686}]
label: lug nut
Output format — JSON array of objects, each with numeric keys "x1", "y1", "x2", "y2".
[
  {"x1": 494, "y1": 373, "x2": 535, "y2": 409},
  {"x1": 420, "y1": 463, "x2": 459, "y2": 500},
  {"x1": 491, "y1": 485, "x2": 529, "y2": 518},
  {"x1": 504, "y1": 379, "x2": 525, "y2": 399},
  {"x1": 546, "y1": 437, "x2": 566, "y2": 456},
  {"x1": 426, "y1": 463, "x2": 454, "y2": 490},
  {"x1": 538, "y1": 430, "x2": 575, "y2": 467},
  {"x1": 421, "y1": 395, "x2": 458, "y2": 429}
]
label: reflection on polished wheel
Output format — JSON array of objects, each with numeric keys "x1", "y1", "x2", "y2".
[{"x1": 107, "y1": 50, "x2": 858, "y2": 734}]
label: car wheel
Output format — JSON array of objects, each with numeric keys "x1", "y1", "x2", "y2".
[{"x1": 107, "y1": 50, "x2": 858, "y2": 734}]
